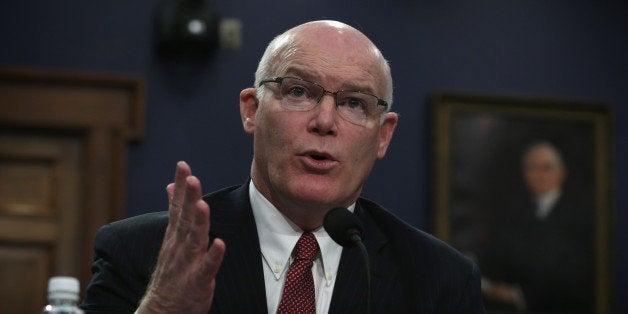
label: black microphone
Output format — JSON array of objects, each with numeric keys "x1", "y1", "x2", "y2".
[
  {"x1": 324, "y1": 207, "x2": 364, "y2": 247},
  {"x1": 324, "y1": 207, "x2": 371, "y2": 314}
]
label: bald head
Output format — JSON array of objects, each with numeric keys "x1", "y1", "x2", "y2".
[{"x1": 254, "y1": 20, "x2": 393, "y2": 108}]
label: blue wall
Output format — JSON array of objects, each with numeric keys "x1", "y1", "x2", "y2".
[{"x1": 1, "y1": 1, "x2": 626, "y2": 312}]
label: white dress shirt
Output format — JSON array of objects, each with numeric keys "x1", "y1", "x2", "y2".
[
  {"x1": 249, "y1": 181, "x2": 350, "y2": 314},
  {"x1": 535, "y1": 188, "x2": 561, "y2": 220}
]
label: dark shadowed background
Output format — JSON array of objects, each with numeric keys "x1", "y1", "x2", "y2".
[{"x1": 1, "y1": 1, "x2": 625, "y2": 312}]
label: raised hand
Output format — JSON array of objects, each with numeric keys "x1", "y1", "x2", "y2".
[{"x1": 138, "y1": 161, "x2": 226, "y2": 314}]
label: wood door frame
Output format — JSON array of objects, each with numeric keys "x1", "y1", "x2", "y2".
[{"x1": 0, "y1": 67, "x2": 144, "y2": 290}]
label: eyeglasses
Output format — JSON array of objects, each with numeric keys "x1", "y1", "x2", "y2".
[{"x1": 258, "y1": 76, "x2": 388, "y2": 126}]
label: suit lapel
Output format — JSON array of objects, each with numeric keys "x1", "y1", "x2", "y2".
[
  {"x1": 328, "y1": 201, "x2": 396, "y2": 313},
  {"x1": 208, "y1": 184, "x2": 268, "y2": 314},
  {"x1": 206, "y1": 187, "x2": 399, "y2": 313}
]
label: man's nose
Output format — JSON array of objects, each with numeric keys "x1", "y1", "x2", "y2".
[{"x1": 309, "y1": 93, "x2": 338, "y2": 134}]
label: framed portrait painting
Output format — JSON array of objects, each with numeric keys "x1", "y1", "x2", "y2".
[{"x1": 430, "y1": 92, "x2": 613, "y2": 314}]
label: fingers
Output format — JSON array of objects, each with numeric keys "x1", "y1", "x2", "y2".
[
  {"x1": 176, "y1": 174, "x2": 202, "y2": 238},
  {"x1": 168, "y1": 161, "x2": 192, "y2": 226},
  {"x1": 166, "y1": 183, "x2": 175, "y2": 199},
  {"x1": 143, "y1": 161, "x2": 223, "y2": 313},
  {"x1": 168, "y1": 163, "x2": 212, "y2": 259},
  {"x1": 181, "y1": 178, "x2": 211, "y2": 261},
  {"x1": 198, "y1": 238, "x2": 226, "y2": 286}
]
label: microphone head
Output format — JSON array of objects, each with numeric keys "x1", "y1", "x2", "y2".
[{"x1": 324, "y1": 207, "x2": 364, "y2": 247}]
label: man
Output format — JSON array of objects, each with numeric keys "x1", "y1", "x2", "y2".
[
  {"x1": 81, "y1": 20, "x2": 485, "y2": 313},
  {"x1": 481, "y1": 142, "x2": 593, "y2": 313},
  {"x1": 523, "y1": 142, "x2": 568, "y2": 220}
]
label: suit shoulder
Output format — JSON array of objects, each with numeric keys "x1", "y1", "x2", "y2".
[
  {"x1": 94, "y1": 212, "x2": 169, "y2": 255},
  {"x1": 358, "y1": 198, "x2": 473, "y2": 267},
  {"x1": 99, "y1": 183, "x2": 244, "y2": 243},
  {"x1": 104, "y1": 211, "x2": 169, "y2": 236},
  {"x1": 357, "y1": 199, "x2": 484, "y2": 312},
  {"x1": 202, "y1": 183, "x2": 247, "y2": 207}
]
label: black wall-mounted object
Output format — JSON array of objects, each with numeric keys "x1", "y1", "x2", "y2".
[{"x1": 154, "y1": 0, "x2": 219, "y2": 58}]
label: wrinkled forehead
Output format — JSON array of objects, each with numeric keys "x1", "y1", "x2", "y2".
[{"x1": 269, "y1": 22, "x2": 387, "y2": 93}]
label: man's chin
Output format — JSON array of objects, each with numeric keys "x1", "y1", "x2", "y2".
[{"x1": 288, "y1": 184, "x2": 354, "y2": 209}]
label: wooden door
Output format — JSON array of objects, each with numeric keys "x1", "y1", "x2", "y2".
[{"x1": 0, "y1": 68, "x2": 144, "y2": 313}]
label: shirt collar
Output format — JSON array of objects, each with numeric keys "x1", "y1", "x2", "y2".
[
  {"x1": 535, "y1": 188, "x2": 561, "y2": 220},
  {"x1": 249, "y1": 181, "x2": 353, "y2": 285}
]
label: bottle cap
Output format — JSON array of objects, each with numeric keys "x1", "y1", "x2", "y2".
[{"x1": 48, "y1": 276, "x2": 80, "y2": 301}]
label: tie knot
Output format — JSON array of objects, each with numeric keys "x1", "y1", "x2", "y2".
[{"x1": 294, "y1": 232, "x2": 319, "y2": 262}]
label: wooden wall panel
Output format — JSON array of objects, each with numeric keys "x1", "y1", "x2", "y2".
[
  {"x1": 0, "y1": 246, "x2": 50, "y2": 314},
  {"x1": 0, "y1": 68, "x2": 144, "y2": 312}
]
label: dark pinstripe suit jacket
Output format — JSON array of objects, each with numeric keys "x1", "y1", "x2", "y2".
[{"x1": 81, "y1": 183, "x2": 485, "y2": 313}]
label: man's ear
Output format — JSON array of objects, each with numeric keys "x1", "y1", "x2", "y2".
[
  {"x1": 240, "y1": 88, "x2": 258, "y2": 135},
  {"x1": 376, "y1": 112, "x2": 398, "y2": 159}
]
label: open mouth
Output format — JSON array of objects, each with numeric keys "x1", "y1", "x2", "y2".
[
  {"x1": 310, "y1": 154, "x2": 328, "y2": 161},
  {"x1": 300, "y1": 151, "x2": 337, "y2": 171},
  {"x1": 305, "y1": 151, "x2": 335, "y2": 162}
]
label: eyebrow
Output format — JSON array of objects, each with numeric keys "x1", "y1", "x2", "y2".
[
  {"x1": 283, "y1": 67, "x2": 377, "y2": 94},
  {"x1": 282, "y1": 67, "x2": 317, "y2": 83}
]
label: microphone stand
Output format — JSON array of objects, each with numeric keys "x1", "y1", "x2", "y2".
[
  {"x1": 356, "y1": 239, "x2": 371, "y2": 314},
  {"x1": 325, "y1": 207, "x2": 371, "y2": 314}
]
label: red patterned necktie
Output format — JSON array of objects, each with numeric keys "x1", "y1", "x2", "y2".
[{"x1": 277, "y1": 232, "x2": 320, "y2": 314}]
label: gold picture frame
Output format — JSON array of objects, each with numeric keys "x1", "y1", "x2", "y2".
[{"x1": 430, "y1": 92, "x2": 613, "y2": 314}]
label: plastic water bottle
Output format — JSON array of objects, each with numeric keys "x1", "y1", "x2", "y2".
[{"x1": 42, "y1": 276, "x2": 84, "y2": 314}]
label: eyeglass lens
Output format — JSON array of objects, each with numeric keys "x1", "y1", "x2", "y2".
[{"x1": 277, "y1": 77, "x2": 382, "y2": 125}]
